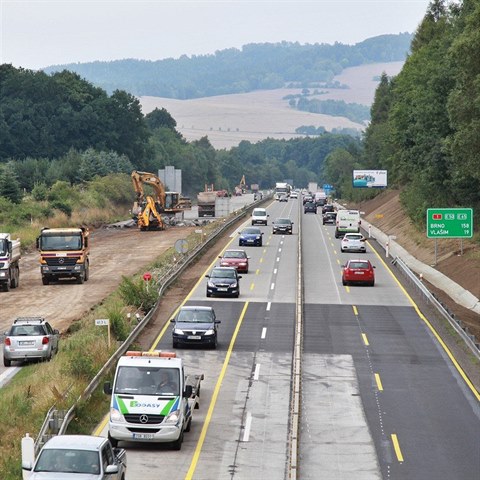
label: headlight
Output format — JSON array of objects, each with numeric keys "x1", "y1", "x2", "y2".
[
  {"x1": 174, "y1": 328, "x2": 184, "y2": 335},
  {"x1": 230, "y1": 282, "x2": 238, "y2": 288},
  {"x1": 256, "y1": 236, "x2": 261, "y2": 239},
  {"x1": 0, "y1": 272, "x2": 6, "y2": 277},
  {"x1": 110, "y1": 408, "x2": 123, "y2": 422},
  {"x1": 204, "y1": 329, "x2": 214, "y2": 335},
  {"x1": 163, "y1": 410, "x2": 180, "y2": 425},
  {"x1": 74, "y1": 265, "x2": 81, "y2": 271},
  {"x1": 207, "y1": 281, "x2": 215, "y2": 287}
]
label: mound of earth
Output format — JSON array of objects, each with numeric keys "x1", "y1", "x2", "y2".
[{"x1": 356, "y1": 190, "x2": 480, "y2": 341}]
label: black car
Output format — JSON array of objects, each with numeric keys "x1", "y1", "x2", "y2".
[
  {"x1": 304, "y1": 202, "x2": 317, "y2": 214},
  {"x1": 322, "y1": 204, "x2": 335, "y2": 214},
  {"x1": 206, "y1": 267, "x2": 242, "y2": 298},
  {"x1": 323, "y1": 212, "x2": 337, "y2": 225},
  {"x1": 272, "y1": 218, "x2": 293, "y2": 234},
  {"x1": 171, "y1": 306, "x2": 220, "y2": 348}
]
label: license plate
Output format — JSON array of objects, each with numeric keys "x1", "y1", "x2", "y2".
[
  {"x1": 133, "y1": 433, "x2": 154, "y2": 440},
  {"x1": 354, "y1": 271, "x2": 364, "y2": 275},
  {"x1": 217, "y1": 287, "x2": 228, "y2": 291},
  {"x1": 247, "y1": 239, "x2": 254, "y2": 243},
  {"x1": 19, "y1": 341, "x2": 35, "y2": 346},
  {"x1": 57, "y1": 267, "x2": 67, "y2": 270},
  {"x1": 187, "y1": 335, "x2": 202, "y2": 340}
]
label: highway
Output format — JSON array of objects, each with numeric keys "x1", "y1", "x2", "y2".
[{"x1": 102, "y1": 196, "x2": 480, "y2": 480}]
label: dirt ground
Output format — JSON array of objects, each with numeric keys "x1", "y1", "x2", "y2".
[
  {"x1": 357, "y1": 190, "x2": 480, "y2": 341},
  {"x1": 0, "y1": 226, "x2": 196, "y2": 334}
]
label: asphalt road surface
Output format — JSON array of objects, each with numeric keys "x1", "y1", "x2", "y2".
[{"x1": 97, "y1": 197, "x2": 479, "y2": 480}]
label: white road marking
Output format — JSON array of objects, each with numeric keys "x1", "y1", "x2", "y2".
[
  {"x1": 242, "y1": 412, "x2": 253, "y2": 442},
  {"x1": 274, "y1": 268, "x2": 277, "y2": 274},
  {"x1": 261, "y1": 327, "x2": 267, "y2": 339},
  {"x1": 254, "y1": 363, "x2": 261, "y2": 380},
  {"x1": 271, "y1": 283, "x2": 275, "y2": 290},
  {"x1": 276, "y1": 257, "x2": 280, "y2": 262},
  {"x1": 266, "y1": 302, "x2": 271, "y2": 311}
]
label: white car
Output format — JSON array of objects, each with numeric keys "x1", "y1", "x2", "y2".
[
  {"x1": 340, "y1": 233, "x2": 367, "y2": 253},
  {"x1": 290, "y1": 191, "x2": 298, "y2": 199}
]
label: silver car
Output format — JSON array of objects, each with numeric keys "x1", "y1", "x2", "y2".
[{"x1": 3, "y1": 317, "x2": 59, "y2": 366}]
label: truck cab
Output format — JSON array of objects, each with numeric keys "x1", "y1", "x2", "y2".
[{"x1": 104, "y1": 351, "x2": 202, "y2": 450}]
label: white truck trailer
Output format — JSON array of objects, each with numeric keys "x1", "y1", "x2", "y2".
[
  {"x1": 0, "y1": 233, "x2": 20, "y2": 292},
  {"x1": 104, "y1": 350, "x2": 203, "y2": 450}
]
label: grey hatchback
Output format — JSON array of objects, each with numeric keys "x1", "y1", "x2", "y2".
[{"x1": 3, "y1": 317, "x2": 60, "y2": 366}]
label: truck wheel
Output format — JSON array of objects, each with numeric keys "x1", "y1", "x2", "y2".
[
  {"x1": 42, "y1": 276, "x2": 49, "y2": 286},
  {"x1": 172, "y1": 431, "x2": 183, "y2": 450},
  {"x1": 3, "y1": 282, "x2": 9, "y2": 292},
  {"x1": 3, "y1": 358, "x2": 11, "y2": 367},
  {"x1": 84, "y1": 263, "x2": 90, "y2": 281}
]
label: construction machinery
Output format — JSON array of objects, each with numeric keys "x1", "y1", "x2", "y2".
[
  {"x1": 0, "y1": 233, "x2": 21, "y2": 292},
  {"x1": 131, "y1": 171, "x2": 187, "y2": 231}
]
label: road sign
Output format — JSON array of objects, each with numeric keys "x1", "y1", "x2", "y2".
[
  {"x1": 143, "y1": 272, "x2": 152, "y2": 282},
  {"x1": 174, "y1": 239, "x2": 188, "y2": 254},
  {"x1": 426, "y1": 208, "x2": 473, "y2": 238},
  {"x1": 95, "y1": 319, "x2": 109, "y2": 326}
]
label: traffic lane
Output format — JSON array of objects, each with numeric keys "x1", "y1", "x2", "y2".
[
  {"x1": 187, "y1": 301, "x2": 294, "y2": 479},
  {"x1": 301, "y1": 213, "x2": 343, "y2": 304},
  {"x1": 119, "y1": 301, "x2": 248, "y2": 480},
  {"x1": 302, "y1": 213, "x2": 411, "y2": 306},
  {"x1": 355, "y1": 304, "x2": 480, "y2": 480}
]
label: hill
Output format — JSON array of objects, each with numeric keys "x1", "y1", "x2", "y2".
[
  {"x1": 140, "y1": 62, "x2": 404, "y2": 149},
  {"x1": 42, "y1": 34, "x2": 412, "y2": 98}
]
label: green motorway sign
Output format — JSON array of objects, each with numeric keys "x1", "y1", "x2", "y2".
[{"x1": 427, "y1": 208, "x2": 473, "y2": 238}]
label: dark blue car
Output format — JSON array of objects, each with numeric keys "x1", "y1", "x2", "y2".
[
  {"x1": 206, "y1": 267, "x2": 242, "y2": 298},
  {"x1": 238, "y1": 227, "x2": 263, "y2": 247}
]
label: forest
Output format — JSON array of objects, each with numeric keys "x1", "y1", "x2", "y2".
[
  {"x1": 42, "y1": 34, "x2": 412, "y2": 98},
  {"x1": 1, "y1": 0, "x2": 479, "y2": 234}
]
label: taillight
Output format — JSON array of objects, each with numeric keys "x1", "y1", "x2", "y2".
[
  {"x1": 5, "y1": 337, "x2": 11, "y2": 346},
  {"x1": 42, "y1": 337, "x2": 49, "y2": 345}
]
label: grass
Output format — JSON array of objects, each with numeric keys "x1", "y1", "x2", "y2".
[{"x1": 0, "y1": 218, "x2": 226, "y2": 479}]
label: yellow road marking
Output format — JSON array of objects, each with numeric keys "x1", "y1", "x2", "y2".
[
  {"x1": 368, "y1": 241, "x2": 480, "y2": 401},
  {"x1": 255, "y1": 269, "x2": 260, "y2": 275},
  {"x1": 250, "y1": 282, "x2": 254, "y2": 291},
  {"x1": 260, "y1": 258, "x2": 263, "y2": 263},
  {"x1": 374, "y1": 373, "x2": 383, "y2": 391},
  {"x1": 185, "y1": 302, "x2": 249, "y2": 479},
  {"x1": 352, "y1": 305, "x2": 358, "y2": 316},
  {"x1": 391, "y1": 434, "x2": 404, "y2": 462},
  {"x1": 362, "y1": 333, "x2": 369, "y2": 346}
]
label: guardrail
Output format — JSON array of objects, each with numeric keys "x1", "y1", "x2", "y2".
[
  {"x1": 34, "y1": 193, "x2": 272, "y2": 453},
  {"x1": 392, "y1": 256, "x2": 480, "y2": 360}
]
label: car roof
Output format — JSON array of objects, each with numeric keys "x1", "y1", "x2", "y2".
[
  {"x1": 180, "y1": 306, "x2": 213, "y2": 312},
  {"x1": 344, "y1": 233, "x2": 363, "y2": 237},
  {"x1": 42, "y1": 435, "x2": 105, "y2": 451},
  {"x1": 242, "y1": 227, "x2": 261, "y2": 232},
  {"x1": 13, "y1": 317, "x2": 46, "y2": 325},
  {"x1": 223, "y1": 249, "x2": 246, "y2": 254},
  {"x1": 346, "y1": 259, "x2": 371, "y2": 265},
  {"x1": 275, "y1": 217, "x2": 292, "y2": 222}
]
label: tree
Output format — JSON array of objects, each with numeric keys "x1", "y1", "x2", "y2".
[
  {"x1": 145, "y1": 108, "x2": 177, "y2": 131},
  {"x1": 0, "y1": 164, "x2": 22, "y2": 203}
]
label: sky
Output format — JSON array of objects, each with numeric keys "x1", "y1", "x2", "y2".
[{"x1": 1, "y1": 0, "x2": 432, "y2": 70}]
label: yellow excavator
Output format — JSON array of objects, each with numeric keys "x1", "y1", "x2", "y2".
[{"x1": 131, "y1": 171, "x2": 186, "y2": 231}]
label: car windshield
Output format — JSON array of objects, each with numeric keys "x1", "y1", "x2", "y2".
[
  {"x1": 35, "y1": 449, "x2": 100, "y2": 474},
  {"x1": 306, "y1": 202, "x2": 315, "y2": 207},
  {"x1": 177, "y1": 309, "x2": 213, "y2": 323},
  {"x1": 242, "y1": 228, "x2": 260, "y2": 235},
  {"x1": 40, "y1": 234, "x2": 82, "y2": 251},
  {"x1": 211, "y1": 269, "x2": 236, "y2": 279},
  {"x1": 0, "y1": 239, "x2": 6, "y2": 255},
  {"x1": 10, "y1": 325, "x2": 45, "y2": 336},
  {"x1": 345, "y1": 235, "x2": 363, "y2": 241},
  {"x1": 349, "y1": 261, "x2": 369, "y2": 269},
  {"x1": 276, "y1": 219, "x2": 291, "y2": 224},
  {"x1": 114, "y1": 366, "x2": 180, "y2": 396},
  {"x1": 223, "y1": 251, "x2": 246, "y2": 259}
]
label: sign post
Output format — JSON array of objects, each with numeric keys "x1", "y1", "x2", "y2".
[
  {"x1": 426, "y1": 208, "x2": 473, "y2": 264},
  {"x1": 95, "y1": 318, "x2": 110, "y2": 348},
  {"x1": 143, "y1": 272, "x2": 152, "y2": 292}
]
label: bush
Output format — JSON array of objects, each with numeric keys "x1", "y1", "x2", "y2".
[{"x1": 118, "y1": 276, "x2": 158, "y2": 311}]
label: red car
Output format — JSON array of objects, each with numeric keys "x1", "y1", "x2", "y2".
[
  {"x1": 218, "y1": 249, "x2": 250, "y2": 273},
  {"x1": 342, "y1": 259, "x2": 375, "y2": 286}
]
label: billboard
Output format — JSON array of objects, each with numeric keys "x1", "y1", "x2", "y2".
[{"x1": 353, "y1": 170, "x2": 387, "y2": 188}]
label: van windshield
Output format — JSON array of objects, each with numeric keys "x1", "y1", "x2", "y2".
[
  {"x1": 115, "y1": 366, "x2": 180, "y2": 396},
  {"x1": 0, "y1": 239, "x2": 6, "y2": 255}
]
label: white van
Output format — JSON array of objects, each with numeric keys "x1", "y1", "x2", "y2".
[
  {"x1": 251, "y1": 208, "x2": 269, "y2": 225},
  {"x1": 335, "y1": 209, "x2": 361, "y2": 238}
]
